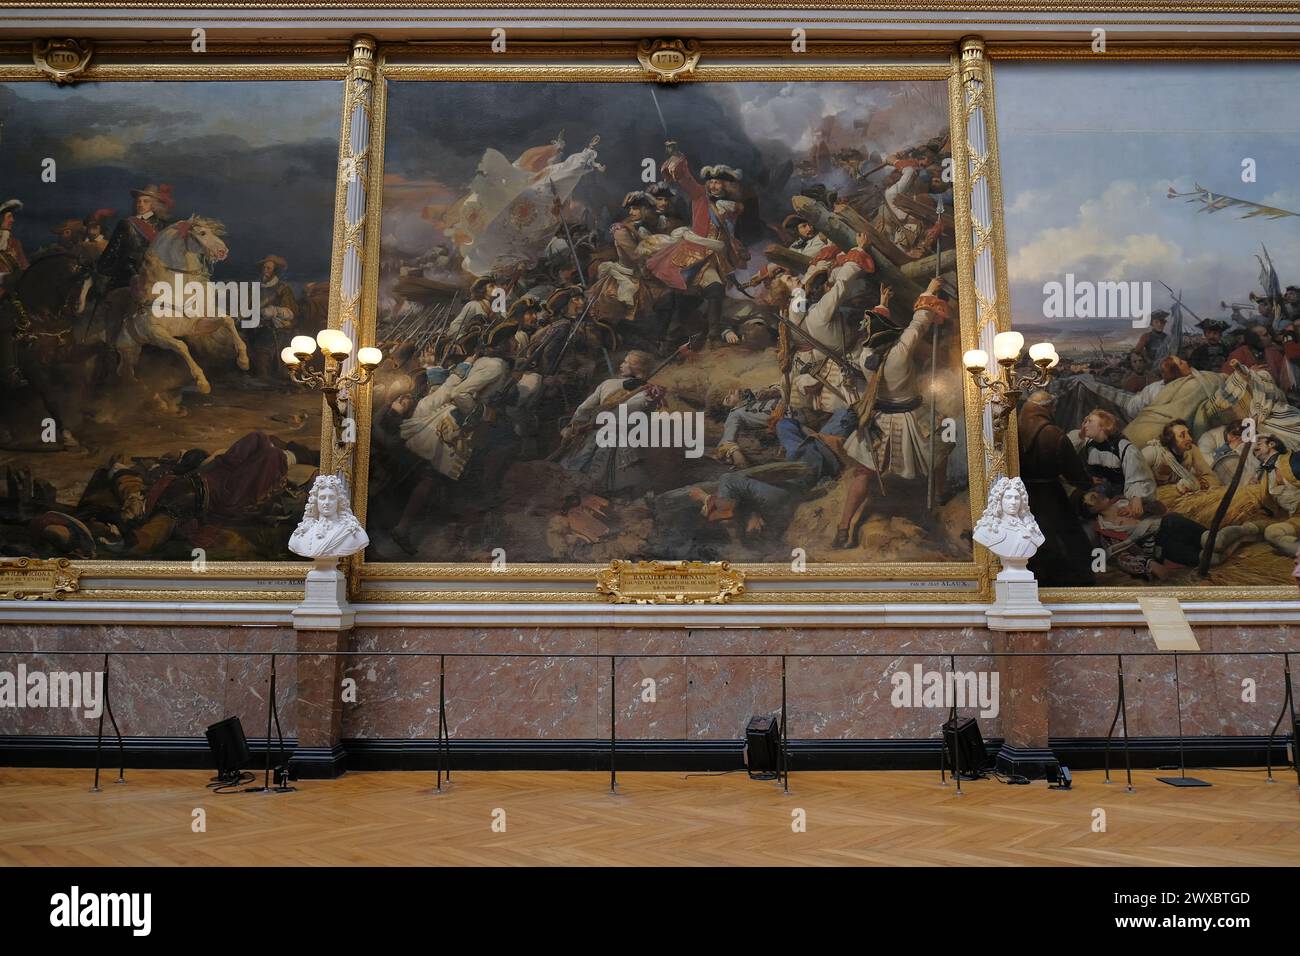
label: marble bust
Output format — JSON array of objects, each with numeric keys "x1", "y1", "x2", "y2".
[
  {"x1": 972, "y1": 476, "x2": 1045, "y2": 566},
  {"x1": 289, "y1": 474, "x2": 370, "y2": 559}
]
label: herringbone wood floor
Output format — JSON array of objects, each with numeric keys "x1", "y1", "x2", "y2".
[{"x1": 1, "y1": 767, "x2": 1298, "y2": 866}]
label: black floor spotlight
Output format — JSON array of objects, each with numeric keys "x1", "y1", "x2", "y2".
[
  {"x1": 205, "y1": 716, "x2": 253, "y2": 791},
  {"x1": 744, "y1": 714, "x2": 782, "y2": 780},
  {"x1": 942, "y1": 716, "x2": 988, "y2": 781}
]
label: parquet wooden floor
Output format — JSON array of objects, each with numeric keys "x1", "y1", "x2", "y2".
[{"x1": 1, "y1": 767, "x2": 1298, "y2": 866}]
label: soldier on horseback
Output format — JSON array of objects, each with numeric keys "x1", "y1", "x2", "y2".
[{"x1": 93, "y1": 183, "x2": 174, "y2": 347}]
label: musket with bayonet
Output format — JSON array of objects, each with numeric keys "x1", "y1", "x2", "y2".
[
  {"x1": 1159, "y1": 280, "x2": 1205, "y2": 325},
  {"x1": 546, "y1": 161, "x2": 620, "y2": 376},
  {"x1": 763, "y1": 306, "x2": 866, "y2": 389}
]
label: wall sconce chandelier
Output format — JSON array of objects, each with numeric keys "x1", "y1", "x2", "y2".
[
  {"x1": 963, "y1": 331, "x2": 1058, "y2": 452},
  {"x1": 280, "y1": 330, "x2": 382, "y2": 446}
]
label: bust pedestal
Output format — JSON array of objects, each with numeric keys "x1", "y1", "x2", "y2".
[
  {"x1": 986, "y1": 562, "x2": 1056, "y2": 779},
  {"x1": 291, "y1": 556, "x2": 355, "y2": 631},
  {"x1": 985, "y1": 556, "x2": 1052, "y2": 632},
  {"x1": 974, "y1": 476, "x2": 1058, "y2": 779},
  {"x1": 289, "y1": 558, "x2": 353, "y2": 779}
]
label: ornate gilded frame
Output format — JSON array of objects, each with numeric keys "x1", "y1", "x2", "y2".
[
  {"x1": 346, "y1": 38, "x2": 1000, "y2": 604},
  {"x1": 3, "y1": 23, "x2": 1296, "y2": 608},
  {"x1": 0, "y1": 39, "x2": 353, "y2": 600},
  {"x1": 984, "y1": 37, "x2": 1300, "y2": 604}
]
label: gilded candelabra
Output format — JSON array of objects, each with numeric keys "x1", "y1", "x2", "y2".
[
  {"x1": 280, "y1": 329, "x2": 382, "y2": 447},
  {"x1": 963, "y1": 331, "x2": 1059, "y2": 455}
]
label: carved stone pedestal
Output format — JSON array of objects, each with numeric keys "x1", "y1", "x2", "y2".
[
  {"x1": 291, "y1": 558, "x2": 355, "y2": 632},
  {"x1": 985, "y1": 559, "x2": 1052, "y2": 633}
]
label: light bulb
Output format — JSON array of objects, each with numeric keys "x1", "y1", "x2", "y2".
[
  {"x1": 963, "y1": 348, "x2": 989, "y2": 371},
  {"x1": 993, "y1": 330, "x2": 1024, "y2": 362},
  {"x1": 290, "y1": 335, "x2": 316, "y2": 356}
]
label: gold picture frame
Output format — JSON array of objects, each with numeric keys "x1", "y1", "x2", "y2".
[
  {"x1": 346, "y1": 38, "x2": 1000, "y2": 604},
  {"x1": 984, "y1": 38, "x2": 1300, "y2": 604},
  {"x1": 0, "y1": 38, "x2": 354, "y2": 600}
]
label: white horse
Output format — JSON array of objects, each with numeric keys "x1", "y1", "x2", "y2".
[{"x1": 108, "y1": 215, "x2": 250, "y2": 401}]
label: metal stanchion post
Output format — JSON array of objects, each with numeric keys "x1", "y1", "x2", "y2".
[
  {"x1": 781, "y1": 655, "x2": 790, "y2": 795},
  {"x1": 1266, "y1": 652, "x2": 1297, "y2": 787},
  {"x1": 435, "y1": 654, "x2": 451, "y2": 792},
  {"x1": 1104, "y1": 654, "x2": 1135, "y2": 792},
  {"x1": 609, "y1": 656, "x2": 617, "y2": 794},
  {"x1": 90, "y1": 653, "x2": 108, "y2": 793},
  {"x1": 950, "y1": 655, "x2": 963, "y2": 796}
]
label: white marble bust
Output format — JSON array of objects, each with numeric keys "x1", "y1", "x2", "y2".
[
  {"x1": 289, "y1": 474, "x2": 370, "y2": 559},
  {"x1": 973, "y1": 476, "x2": 1045, "y2": 564}
]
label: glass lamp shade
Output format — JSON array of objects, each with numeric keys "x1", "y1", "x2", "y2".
[
  {"x1": 357, "y1": 346, "x2": 383, "y2": 369},
  {"x1": 290, "y1": 335, "x2": 316, "y2": 356},
  {"x1": 993, "y1": 331, "x2": 1024, "y2": 362},
  {"x1": 316, "y1": 328, "x2": 352, "y2": 358},
  {"x1": 963, "y1": 348, "x2": 989, "y2": 371},
  {"x1": 280, "y1": 346, "x2": 301, "y2": 367},
  {"x1": 1028, "y1": 341, "x2": 1056, "y2": 365}
]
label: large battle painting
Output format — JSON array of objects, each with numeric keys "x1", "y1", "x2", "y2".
[
  {"x1": 364, "y1": 79, "x2": 972, "y2": 567},
  {"x1": 999, "y1": 61, "x2": 1300, "y2": 588},
  {"x1": 0, "y1": 80, "x2": 341, "y2": 563}
]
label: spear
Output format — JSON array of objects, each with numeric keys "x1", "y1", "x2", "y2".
[
  {"x1": 549, "y1": 177, "x2": 587, "y2": 291},
  {"x1": 1159, "y1": 280, "x2": 1204, "y2": 327}
]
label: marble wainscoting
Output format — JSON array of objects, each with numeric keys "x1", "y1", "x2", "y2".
[
  {"x1": 340, "y1": 626, "x2": 999, "y2": 743},
  {"x1": 3, "y1": 622, "x2": 1297, "y2": 750},
  {"x1": 1048, "y1": 625, "x2": 1300, "y2": 738},
  {"x1": 0, "y1": 623, "x2": 296, "y2": 739}
]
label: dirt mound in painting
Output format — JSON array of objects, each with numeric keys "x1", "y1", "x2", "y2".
[
  {"x1": 1093, "y1": 539, "x2": 1294, "y2": 589},
  {"x1": 783, "y1": 475, "x2": 973, "y2": 564}
]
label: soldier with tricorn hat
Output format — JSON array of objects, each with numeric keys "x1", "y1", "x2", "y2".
[
  {"x1": 1188, "y1": 317, "x2": 1231, "y2": 372},
  {"x1": 646, "y1": 181, "x2": 686, "y2": 234},
  {"x1": 445, "y1": 273, "x2": 501, "y2": 343},
  {"x1": 645, "y1": 146, "x2": 750, "y2": 347},
  {"x1": 1133, "y1": 309, "x2": 1169, "y2": 365},
  {"x1": 782, "y1": 213, "x2": 831, "y2": 259},
  {"x1": 507, "y1": 294, "x2": 543, "y2": 353},
  {"x1": 398, "y1": 311, "x2": 522, "y2": 495}
]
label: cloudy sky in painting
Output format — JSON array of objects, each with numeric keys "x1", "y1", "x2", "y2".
[
  {"x1": 997, "y1": 61, "x2": 1300, "y2": 330},
  {"x1": 380, "y1": 79, "x2": 950, "y2": 254},
  {"x1": 0, "y1": 81, "x2": 342, "y2": 281}
]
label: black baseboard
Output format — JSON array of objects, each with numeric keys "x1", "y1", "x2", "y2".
[
  {"x1": 0, "y1": 735, "x2": 298, "y2": 770},
  {"x1": 1, "y1": 734, "x2": 1293, "y2": 773},
  {"x1": 995, "y1": 745, "x2": 1061, "y2": 781},
  {"x1": 289, "y1": 745, "x2": 347, "y2": 779}
]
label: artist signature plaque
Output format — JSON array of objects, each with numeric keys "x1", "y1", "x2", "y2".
[
  {"x1": 0, "y1": 557, "x2": 81, "y2": 600},
  {"x1": 596, "y1": 559, "x2": 744, "y2": 605}
]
